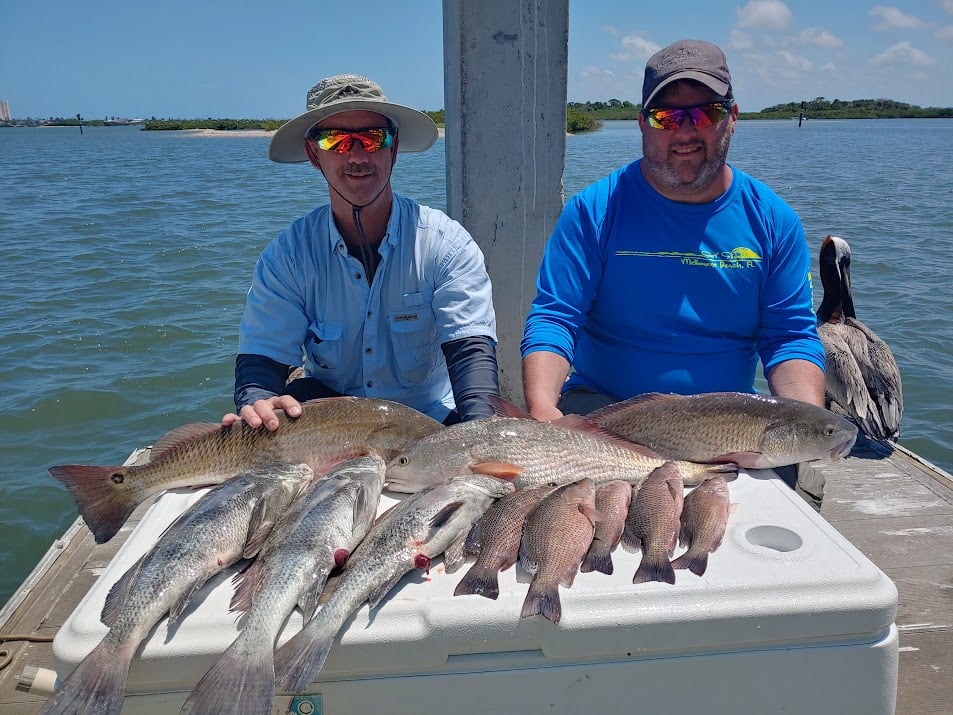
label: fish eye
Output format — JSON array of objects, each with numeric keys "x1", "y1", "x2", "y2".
[
  {"x1": 397, "y1": 456, "x2": 409, "y2": 466},
  {"x1": 825, "y1": 427, "x2": 837, "y2": 436}
]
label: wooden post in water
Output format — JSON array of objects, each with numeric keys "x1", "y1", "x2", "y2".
[
  {"x1": 798, "y1": 101, "x2": 805, "y2": 128},
  {"x1": 76, "y1": 113, "x2": 83, "y2": 134}
]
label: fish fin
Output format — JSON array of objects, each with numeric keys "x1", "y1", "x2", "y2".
[
  {"x1": 101, "y1": 554, "x2": 147, "y2": 626},
  {"x1": 517, "y1": 540, "x2": 539, "y2": 575},
  {"x1": 469, "y1": 462, "x2": 524, "y2": 479},
  {"x1": 581, "y1": 542, "x2": 614, "y2": 575},
  {"x1": 488, "y1": 395, "x2": 535, "y2": 419},
  {"x1": 713, "y1": 451, "x2": 767, "y2": 469},
  {"x1": 633, "y1": 555, "x2": 676, "y2": 585},
  {"x1": 181, "y1": 638, "x2": 275, "y2": 715},
  {"x1": 579, "y1": 503, "x2": 601, "y2": 525},
  {"x1": 429, "y1": 501, "x2": 465, "y2": 530},
  {"x1": 454, "y1": 563, "x2": 501, "y2": 599},
  {"x1": 168, "y1": 577, "x2": 211, "y2": 627},
  {"x1": 273, "y1": 624, "x2": 334, "y2": 694},
  {"x1": 620, "y1": 525, "x2": 642, "y2": 554},
  {"x1": 443, "y1": 532, "x2": 471, "y2": 574},
  {"x1": 48, "y1": 464, "x2": 140, "y2": 544},
  {"x1": 242, "y1": 500, "x2": 277, "y2": 559},
  {"x1": 587, "y1": 392, "x2": 682, "y2": 421},
  {"x1": 230, "y1": 559, "x2": 264, "y2": 614},
  {"x1": 151, "y1": 422, "x2": 222, "y2": 458},
  {"x1": 367, "y1": 570, "x2": 409, "y2": 609},
  {"x1": 462, "y1": 521, "x2": 483, "y2": 557},
  {"x1": 37, "y1": 637, "x2": 131, "y2": 715},
  {"x1": 553, "y1": 417, "x2": 672, "y2": 458},
  {"x1": 671, "y1": 550, "x2": 709, "y2": 576},
  {"x1": 298, "y1": 569, "x2": 332, "y2": 623},
  {"x1": 521, "y1": 580, "x2": 562, "y2": 624}
]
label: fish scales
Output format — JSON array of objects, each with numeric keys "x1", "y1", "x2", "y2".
[
  {"x1": 581, "y1": 480, "x2": 632, "y2": 575},
  {"x1": 49, "y1": 396, "x2": 442, "y2": 543},
  {"x1": 625, "y1": 462, "x2": 685, "y2": 585},
  {"x1": 385, "y1": 416, "x2": 731, "y2": 494},
  {"x1": 181, "y1": 455, "x2": 385, "y2": 715},
  {"x1": 272, "y1": 474, "x2": 513, "y2": 694},
  {"x1": 671, "y1": 474, "x2": 732, "y2": 577},
  {"x1": 38, "y1": 462, "x2": 313, "y2": 715},
  {"x1": 519, "y1": 478, "x2": 598, "y2": 624},
  {"x1": 588, "y1": 391, "x2": 858, "y2": 469}
]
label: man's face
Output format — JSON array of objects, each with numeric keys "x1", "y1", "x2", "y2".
[
  {"x1": 638, "y1": 81, "x2": 737, "y2": 203},
  {"x1": 306, "y1": 110, "x2": 398, "y2": 208}
]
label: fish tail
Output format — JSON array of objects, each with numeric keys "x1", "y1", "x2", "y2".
[
  {"x1": 180, "y1": 639, "x2": 274, "y2": 715},
  {"x1": 580, "y1": 545, "x2": 614, "y2": 575},
  {"x1": 671, "y1": 550, "x2": 709, "y2": 577},
  {"x1": 520, "y1": 580, "x2": 562, "y2": 624},
  {"x1": 453, "y1": 563, "x2": 501, "y2": 599},
  {"x1": 38, "y1": 639, "x2": 130, "y2": 715},
  {"x1": 273, "y1": 625, "x2": 334, "y2": 694},
  {"x1": 633, "y1": 555, "x2": 676, "y2": 585},
  {"x1": 48, "y1": 464, "x2": 138, "y2": 543}
]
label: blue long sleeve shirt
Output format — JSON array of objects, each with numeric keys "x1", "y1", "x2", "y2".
[
  {"x1": 238, "y1": 193, "x2": 497, "y2": 421},
  {"x1": 521, "y1": 159, "x2": 825, "y2": 399}
]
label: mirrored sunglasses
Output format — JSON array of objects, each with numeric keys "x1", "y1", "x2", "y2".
[
  {"x1": 643, "y1": 101, "x2": 734, "y2": 131},
  {"x1": 306, "y1": 127, "x2": 395, "y2": 153}
]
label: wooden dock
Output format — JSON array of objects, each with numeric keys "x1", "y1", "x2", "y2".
[{"x1": 2, "y1": 440, "x2": 951, "y2": 714}]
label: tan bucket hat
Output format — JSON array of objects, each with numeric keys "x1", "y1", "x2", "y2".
[{"x1": 269, "y1": 74, "x2": 438, "y2": 163}]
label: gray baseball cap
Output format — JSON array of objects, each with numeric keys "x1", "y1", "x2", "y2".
[
  {"x1": 269, "y1": 74, "x2": 438, "y2": 163},
  {"x1": 642, "y1": 40, "x2": 732, "y2": 108}
]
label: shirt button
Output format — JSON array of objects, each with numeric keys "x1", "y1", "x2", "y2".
[
  {"x1": 365, "y1": 347, "x2": 373, "y2": 354},
  {"x1": 355, "y1": 273, "x2": 362, "y2": 280},
  {"x1": 367, "y1": 311, "x2": 372, "y2": 318},
  {"x1": 366, "y1": 380, "x2": 374, "y2": 388}
]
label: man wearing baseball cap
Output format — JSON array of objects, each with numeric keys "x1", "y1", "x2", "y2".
[
  {"x1": 521, "y1": 40, "x2": 828, "y2": 509},
  {"x1": 224, "y1": 74, "x2": 499, "y2": 430}
]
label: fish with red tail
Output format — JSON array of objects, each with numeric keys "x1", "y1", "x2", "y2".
[{"x1": 49, "y1": 396, "x2": 442, "y2": 543}]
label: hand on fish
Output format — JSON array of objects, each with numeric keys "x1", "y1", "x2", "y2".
[{"x1": 221, "y1": 394, "x2": 304, "y2": 432}]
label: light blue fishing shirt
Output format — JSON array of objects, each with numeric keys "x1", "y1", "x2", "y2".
[
  {"x1": 238, "y1": 193, "x2": 497, "y2": 421},
  {"x1": 521, "y1": 160, "x2": 825, "y2": 399}
]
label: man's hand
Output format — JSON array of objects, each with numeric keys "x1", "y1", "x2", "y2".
[{"x1": 221, "y1": 395, "x2": 303, "y2": 432}]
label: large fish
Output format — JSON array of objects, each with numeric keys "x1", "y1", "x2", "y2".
[
  {"x1": 272, "y1": 474, "x2": 513, "y2": 694},
  {"x1": 180, "y1": 455, "x2": 385, "y2": 715},
  {"x1": 623, "y1": 461, "x2": 684, "y2": 585},
  {"x1": 49, "y1": 396, "x2": 442, "y2": 543},
  {"x1": 580, "y1": 480, "x2": 632, "y2": 575},
  {"x1": 671, "y1": 474, "x2": 732, "y2": 577},
  {"x1": 587, "y1": 391, "x2": 858, "y2": 469},
  {"x1": 453, "y1": 481, "x2": 562, "y2": 599},
  {"x1": 38, "y1": 462, "x2": 314, "y2": 715},
  {"x1": 519, "y1": 478, "x2": 599, "y2": 624},
  {"x1": 385, "y1": 414, "x2": 734, "y2": 494}
]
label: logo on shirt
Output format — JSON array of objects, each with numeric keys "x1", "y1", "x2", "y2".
[
  {"x1": 392, "y1": 312, "x2": 420, "y2": 322},
  {"x1": 616, "y1": 247, "x2": 762, "y2": 269}
]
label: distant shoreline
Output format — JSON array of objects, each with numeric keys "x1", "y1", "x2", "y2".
[{"x1": 183, "y1": 127, "x2": 448, "y2": 138}]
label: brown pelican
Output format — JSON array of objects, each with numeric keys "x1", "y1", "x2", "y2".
[{"x1": 816, "y1": 235, "x2": 903, "y2": 441}]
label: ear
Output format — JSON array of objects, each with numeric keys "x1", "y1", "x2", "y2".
[
  {"x1": 390, "y1": 135, "x2": 399, "y2": 168},
  {"x1": 304, "y1": 140, "x2": 323, "y2": 171}
]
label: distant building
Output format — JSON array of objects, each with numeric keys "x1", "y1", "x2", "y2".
[{"x1": 0, "y1": 101, "x2": 11, "y2": 122}]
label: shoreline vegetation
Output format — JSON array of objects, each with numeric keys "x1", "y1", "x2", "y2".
[{"x1": 7, "y1": 99, "x2": 952, "y2": 134}]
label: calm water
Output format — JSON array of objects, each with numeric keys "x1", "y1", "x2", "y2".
[{"x1": 1, "y1": 120, "x2": 951, "y2": 606}]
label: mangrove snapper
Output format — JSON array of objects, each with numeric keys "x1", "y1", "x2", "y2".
[
  {"x1": 580, "y1": 480, "x2": 632, "y2": 575},
  {"x1": 671, "y1": 475, "x2": 732, "y2": 577},
  {"x1": 624, "y1": 461, "x2": 684, "y2": 585},
  {"x1": 519, "y1": 478, "x2": 599, "y2": 624}
]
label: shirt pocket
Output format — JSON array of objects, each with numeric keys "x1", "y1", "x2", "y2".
[
  {"x1": 387, "y1": 292, "x2": 437, "y2": 387},
  {"x1": 305, "y1": 319, "x2": 344, "y2": 372}
]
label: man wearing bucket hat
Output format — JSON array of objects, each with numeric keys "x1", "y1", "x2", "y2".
[
  {"x1": 520, "y1": 40, "x2": 828, "y2": 509},
  {"x1": 224, "y1": 74, "x2": 499, "y2": 430}
]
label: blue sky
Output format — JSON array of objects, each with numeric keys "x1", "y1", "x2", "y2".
[{"x1": 2, "y1": 0, "x2": 951, "y2": 119}]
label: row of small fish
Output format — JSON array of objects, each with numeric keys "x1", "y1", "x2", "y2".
[{"x1": 452, "y1": 463, "x2": 733, "y2": 625}]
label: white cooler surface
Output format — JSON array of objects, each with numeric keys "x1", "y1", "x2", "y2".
[{"x1": 53, "y1": 468, "x2": 899, "y2": 714}]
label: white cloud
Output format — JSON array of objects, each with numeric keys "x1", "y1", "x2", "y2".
[
  {"x1": 941, "y1": 0, "x2": 953, "y2": 15},
  {"x1": 869, "y1": 6, "x2": 927, "y2": 31},
  {"x1": 602, "y1": 25, "x2": 622, "y2": 39},
  {"x1": 580, "y1": 66, "x2": 616, "y2": 80},
  {"x1": 870, "y1": 41, "x2": 935, "y2": 66},
  {"x1": 610, "y1": 34, "x2": 660, "y2": 63},
  {"x1": 777, "y1": 50, "x2": 814, "y2": 72},
  {"x1": 936, "y1": 25, "x2": 953, "y2": 40},
  {"x1": 736, "y1": 0, "x2": 793, "y2": 31},
  {"x1": 730, "y1": 29, "x2": 755, "y2": 51},
  {"x1": 791, "y1": 27, "x2": 844, "y2": 48}
]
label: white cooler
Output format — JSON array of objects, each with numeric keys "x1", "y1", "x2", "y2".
[{"x1": 53, "y1": 469, "x2": 899, "y2": 715}]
